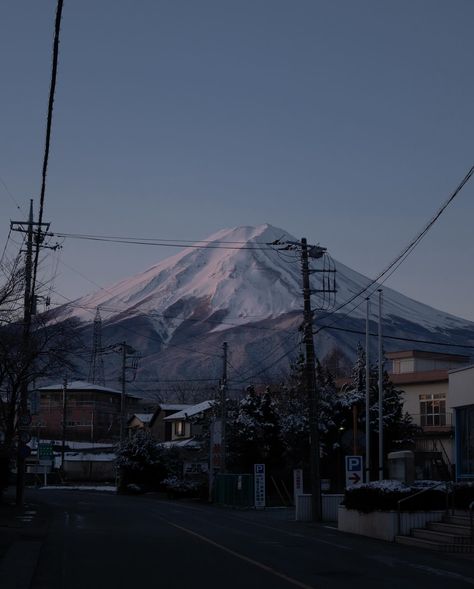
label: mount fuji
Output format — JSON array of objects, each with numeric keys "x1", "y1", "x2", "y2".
[{"x1": 50, "y1": 224, "x2": 474, "y2": 393}]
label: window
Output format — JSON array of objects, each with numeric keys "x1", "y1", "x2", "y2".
[
  {"x1": 419, "y1": 393, "x2": 446, "y2": 426},
  {"x1": 174, "y1": 421, "x2": 186, "y2": 437}
]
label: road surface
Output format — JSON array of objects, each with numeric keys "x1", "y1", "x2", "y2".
[{"x1": 24, "y1": 489, "x2": 474, "y2": 589}]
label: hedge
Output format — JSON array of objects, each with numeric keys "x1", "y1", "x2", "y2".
[{"x1": 343, "y1": 480, "x2": 474, "y2": 513}]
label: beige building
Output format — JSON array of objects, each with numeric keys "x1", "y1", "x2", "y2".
[
  {"x1": 447, "y1": 365, "x2": 474, "y2": 480},
  {"x1": 387, "y1": 350, "x2": 469, "y2": 478}
]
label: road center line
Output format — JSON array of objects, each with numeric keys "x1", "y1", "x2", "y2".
[{"x1": 166, "y1": 520, "x2": 317, "y2": 589}]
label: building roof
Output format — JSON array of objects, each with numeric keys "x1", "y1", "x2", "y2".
[
  {"x1": 386, "y1": 350, "x2": 469, "y2": 363},
  {"x1": 163, "y1": 400, "x2": 214, "y2": 421},
  {"x1": 37, "y1": 380, "x2": 141, "y2": 398},
  {"x1": 448, "y1": 363, "x2": 474, "y2": 375},
  {"x1": 389, "y1": 370, "x2": 449, "y2": 385},
  {"x1": 159, "y1": 404, "x2": 192, "y2": 412}
]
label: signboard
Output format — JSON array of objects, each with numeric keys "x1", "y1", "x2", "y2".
[
  {"x1": 345, "y1": 455, "x2": 363, "y2": 489},
  {"x1": 293, "y1": 468, "x2": 303, "y2": 505},
  {"x1": 183, "y1": 462, "x2": 209, "y2": 476},
  {"x1": 38, "y1": 443, "x2": 54, "y2": 459},
  {"x1": 254, "y1": 463, "x2": 266, "y2": 509}
]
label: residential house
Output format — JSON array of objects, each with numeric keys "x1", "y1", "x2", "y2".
[
  {"x1": 163, "y1": 400, "x2": 214, "y2": 444},
  {"x1": 148, "y1": 404, "x2": 193, "y2": 442},
  {"x1": 128, "y1": 413, "x2": 154, "y2": 432},
  {"x1": 33, "y1": 381, "x2": 142, "y2": 443}
]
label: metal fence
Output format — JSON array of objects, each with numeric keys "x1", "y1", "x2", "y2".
[{"x1": 214, "y1": 474, "x2": 254, "y2": 508}]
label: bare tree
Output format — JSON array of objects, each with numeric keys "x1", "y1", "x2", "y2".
[{"x1": 0, "y1": 261, "x2": 80, "y2": 495}]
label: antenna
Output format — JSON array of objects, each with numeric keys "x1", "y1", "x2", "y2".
[{"x1": 88, "y1": 308, "x2": 105, "y2": 386}]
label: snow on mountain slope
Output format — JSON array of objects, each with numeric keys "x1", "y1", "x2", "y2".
[{"x1": 56, "y1": 223, "x2": 472, "y2": 339}]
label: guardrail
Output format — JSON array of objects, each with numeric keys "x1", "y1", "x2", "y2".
[{"x1": 397, "y1": 481, "x2": 450, "y2": 536}]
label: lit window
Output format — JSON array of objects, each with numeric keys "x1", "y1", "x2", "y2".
[{"x1": 175, "y1": 421, "x2": 186, "y2": 437}]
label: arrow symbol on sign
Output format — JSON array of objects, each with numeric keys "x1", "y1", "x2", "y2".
[{"x1": 349, "y1": 473, "x2": 361, "y2": 484}]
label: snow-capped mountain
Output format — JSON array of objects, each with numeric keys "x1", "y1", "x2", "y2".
[{"x1": 51, "y1": 224, "x2": 474, "y2": 391}]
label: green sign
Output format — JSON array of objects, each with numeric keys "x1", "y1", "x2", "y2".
[{"x1": 38, "y1": 443, "x2": 53, "y2": 458}]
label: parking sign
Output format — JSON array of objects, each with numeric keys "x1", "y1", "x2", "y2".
[{"x1": 345, "y1": 455, "x2": 363, "y2": 488}]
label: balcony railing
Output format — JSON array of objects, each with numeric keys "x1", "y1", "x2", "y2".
[{"x1": 410, "y1": 412, "x2": 453, "y2": 430}]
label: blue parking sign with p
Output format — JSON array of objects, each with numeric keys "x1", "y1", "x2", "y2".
[{"x1": 346, "y1": 456, "x2": 362, "y2": 472}]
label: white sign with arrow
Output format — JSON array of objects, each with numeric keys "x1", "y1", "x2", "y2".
[{"x1": 345, "y1": 455, "x2": 363, "y2": 489}]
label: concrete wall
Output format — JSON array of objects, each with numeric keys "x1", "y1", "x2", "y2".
[{"x1": 448, "y1": 367, "x2": 474, "y2": 409}]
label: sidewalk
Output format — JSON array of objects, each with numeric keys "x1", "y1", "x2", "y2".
[{"x1": 0, "y1": 487, "x2": 51, "y2": 588}]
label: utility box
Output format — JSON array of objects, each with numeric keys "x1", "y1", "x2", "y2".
[{"x1": 388, "y1": 450, "x2": 415, "y2": 484}]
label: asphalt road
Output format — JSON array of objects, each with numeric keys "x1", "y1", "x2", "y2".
[{"x1": 26, "y1": 489, "x2": 474, "y2": 589}]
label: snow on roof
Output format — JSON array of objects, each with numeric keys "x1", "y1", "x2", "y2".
[
  {"x1": 159, "y1": 404, "x2": 193, "y2": 412},
  {"x1": 163, "y1": 400, "x2": 214, "y2": 421},
  {"x1": 159, "y1": 438, "x2": 201, "y2": 449},
  {"x1": 37, "y1": 380, "x2": 140, "y2": 398},
  {"x1": 132, "y1": 413, "x2": 153, "y2": 423},
  {"x1": 39, "y1": 440, "x2": 114, "y2": 450},
  {"x1": 65, "y1": 452, "x2": 116, "y2": 462}
]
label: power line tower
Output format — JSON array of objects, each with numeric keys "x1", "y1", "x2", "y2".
[{"x1": 88, "y1": 308, "x2": 105, "y2": 386}]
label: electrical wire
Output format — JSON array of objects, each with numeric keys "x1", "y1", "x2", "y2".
[
  {"x1": 317, "y1": 323, "x2": 474, "y2": 350},
  {"x1": 316, "y1": 162, "x2": 474, "y2": 325},
  {"x1": 31, "y1": 0, "x2": 64, "y2": 318},
  {"x1": 53, "y1": 232, "x2": 277, "y2": 251}
]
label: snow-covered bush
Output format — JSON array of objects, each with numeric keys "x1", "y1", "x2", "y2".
[
  {"x1": 116, "y1": 430, "x2": 178, "y2": 491},
  {"x1": 344, "y1": 480, "x2": 447, "y2": 513},
  {"x1": 161, "y1": 476, "x2": 205, "y2": 499}
]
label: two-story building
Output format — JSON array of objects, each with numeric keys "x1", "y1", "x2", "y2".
[
  {"x1": 33, "y1": 381, "x2": 142, "y2": 443},
  {"x1": 386, "y1": 350, "x2": 469, "y2": 479}
]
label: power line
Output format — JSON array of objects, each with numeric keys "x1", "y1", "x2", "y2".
[
  {"x1": 52, "y1": 231, "x2": 282, "y2": 246},
  {"x1": 53, "y1": 232, "x2": 277, "y2": 251},
  {"x1": 318, "y1": 323, "x2": 474, "y2": 350},
  {"x1": 317, "y1": 162, "x2": 474, "y2": 325},
  {"x1": 0, "y1": 175, "x2": 23, "y2": 213},
  {"x1": 31, "y1": 0, "x2": 64, "y2": 317}
]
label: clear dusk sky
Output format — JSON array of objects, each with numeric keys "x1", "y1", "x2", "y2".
[{"x1": 1, "y1": 1, "x2": 473, "y2": 320}]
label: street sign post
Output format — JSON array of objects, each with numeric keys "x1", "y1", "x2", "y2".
[
  {"x1": 345, "y1": 455, "x2": 363, "y2": 489},
  {"x1": 254, "y1": 463, "x2": 266, "y2": 509}
]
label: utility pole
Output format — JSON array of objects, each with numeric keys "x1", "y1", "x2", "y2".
[
  {"x1": 269, "y1": 236, "x2": 334, "y2": 521},
  {"x1": 377, "y1": 289, "x2": 384, "y2": 480},
  {"x1": 110, "y1": 341, "x2": 139, "y2": 445},
  {"x1": 11, "y1": 201, "x2": 52, "y2": 505},
  {"x1": 365, "y1": 297, "x2": 371, "y2": 483},
  {"x1": 61, "y1": 375, "x2": 67, "y2": 469},
  {"x1": 15, "y1": 200, "x2": 34, "y2": 505},
  {"x1": 221, "y1": 341, "x2": 228, "y2": 473},
  {"x1": 301, "y1": 238, "x2": 322, "y2": 522},
  {"x1": 120, "y1": 342, "x2": 126, "y2": 445}
]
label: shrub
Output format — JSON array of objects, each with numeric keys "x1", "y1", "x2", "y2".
[
  {"x1": 343, "y1": 480, "x2": 448, "y2": 513},
  {"x1": 162, "y1": 476, "x2": 206, "y2": 499}
]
